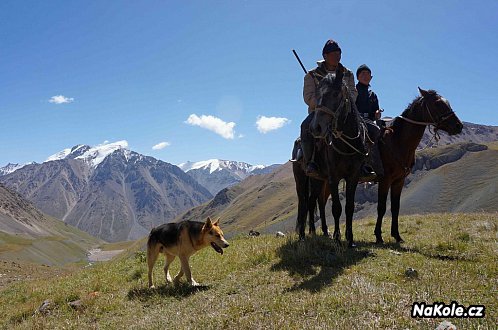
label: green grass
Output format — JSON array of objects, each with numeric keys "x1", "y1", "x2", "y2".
[{"x1": 0, "y1": 213, "x2": 496, "y2": 329}]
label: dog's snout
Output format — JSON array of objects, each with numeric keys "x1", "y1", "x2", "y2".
[{"x1": 223, "y1": 242, "x2": 229, "y2": 248}]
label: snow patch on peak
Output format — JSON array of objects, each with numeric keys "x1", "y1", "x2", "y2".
[
  {"x1": 0, "y1": 162, "x2": 34, "y2": 176},
  {"x1": 46, "y1": 148, "x2": 72, "y2": 162},
  {"x1": 178, "y1": 159, "x2": 266, "y2": 174},
  {"x1": 75, "y1": 140, "x2": 129, "y2": 168}
]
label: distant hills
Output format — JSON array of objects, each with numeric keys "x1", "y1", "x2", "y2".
[
  {"x1": 418, "y1": 121, "x2": 498, "y2": 148},
  {"x1": 0, "y1": 183, "x2": 101, "y2": 265},
  {"x1": 1, "y1": 142, "x2": 212, "y2": 242},
  {"x1": 178, "y1": 159, "x2": 280, "y2": 195},
  {"x1": 1, "y1": 121, "x2": 497, "y2": 243},
  {"x1": 176, "y1": 141, "x2": 498, "y2": 235}
]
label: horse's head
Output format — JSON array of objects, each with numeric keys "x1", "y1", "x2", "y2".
[
  {"x1": 418, "y1": 87, "x2": 463, "y2": 135},
  {"x1": 310, "y1": 70, "x2": 346, "y2": 139}
]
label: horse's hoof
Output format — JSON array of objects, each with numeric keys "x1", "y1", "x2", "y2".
[
  {"x1": 392, "y1": 235, "x2": 404, "y2": 243},
  {"x1": 375, "y1": 235, "x2": 384, "y2": 244}
]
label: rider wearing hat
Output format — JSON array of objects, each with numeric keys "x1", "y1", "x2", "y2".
[
  {"x1": 298, "y1": 39, "x2": 375, "y2": 180},
  {"x1": 355, "y1": 64, "x2": 384, "y2": 180}
]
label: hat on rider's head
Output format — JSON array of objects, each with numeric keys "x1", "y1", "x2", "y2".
[
  {"x1": 322, "y1": 39, "x2": 341, "y2": 56},
  {"x1": 356, "y1": 64, "x2": 371, "y2": 78}
]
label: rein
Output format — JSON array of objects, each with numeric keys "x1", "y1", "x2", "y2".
[
  {"x1": 389, "y1": 96, "x2": 457, "y2": 176},
  {"x1": 397, "y1": 99, "x2": 456, "y2": 149},
  {"x1": 315, "y1": 91, "x2": 368, "y2": 157}
]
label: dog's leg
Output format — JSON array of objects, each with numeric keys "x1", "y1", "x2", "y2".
[
  {"x1": 147, "y1": 245, "x2": 160, "y2": 288},
  {"x1": 164, "y1": 254, "x2": 175, "y2": 284},
  {"x1": 179, "y1": 255, "x2": 198, "y2": 286},
  {"x1": 173, "y1": 267, "x2": 184, "y2": 285}
]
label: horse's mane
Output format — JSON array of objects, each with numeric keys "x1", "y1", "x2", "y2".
[
  {"x1": 392, "y1": 89, "x2": 440, "y2": 129},
  {"x1": 401, "y1": 90, "x2": 439, "y2": 117}
]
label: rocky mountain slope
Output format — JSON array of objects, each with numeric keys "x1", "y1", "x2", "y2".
[
  {"x1": 1, "y1": 142, "x2": 212, "y2": 242},
  {"x1": 176, "y1": 141, "x2": 498, "y2": 235},
  {"x1": 178, "y1": 159, "x2": 279, "y2": 195},
  {"x1": 0, "y1": 183, "x2": 101, "y2": 265}
]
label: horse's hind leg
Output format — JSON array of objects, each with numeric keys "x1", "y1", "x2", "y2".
[
  {"x1": 294, "y1": 165, "x2": 309, "y2": 240},
  {"x1": 375, "y1": 180, "x2": 390, "y2": 244},
  {"x1": 390, "y1": 179, "x2": 405, "y2": 243},
  {"x1": 319, "y1": 182, "x2": 330, "y2": 237}
]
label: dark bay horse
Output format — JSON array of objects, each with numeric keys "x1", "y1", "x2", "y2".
[
  {"x1": 375, "y1": 88, "x2": 463, "y2": 243},
  {"x1": 307, "y1": 69, "x2": 369, "y2": 247}
]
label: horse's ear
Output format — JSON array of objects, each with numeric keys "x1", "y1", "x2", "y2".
[{"x1": 418, "y1": 87, "x2": 429, "y2": 97}]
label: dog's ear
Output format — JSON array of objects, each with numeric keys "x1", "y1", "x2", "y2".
[
  {"x1": 213, "y1": 217, "x2": 220, "y2": 226},
  {"x1": 203, "y1": 217, "x2": 213, "y2": 230}
]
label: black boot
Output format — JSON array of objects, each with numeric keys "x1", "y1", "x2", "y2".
[
  {"x1": 359, "y1": 162, "x2": 377, "y2": 182},
  {"x1": 370, "y1": 144, "x2": 384, "y2": 181},
  {"x1": 301, "y1": 113, "x2": 320, "y2": 178},
  {"x1": 290, "y1": 138, "x2": 303, "y2": 162}
]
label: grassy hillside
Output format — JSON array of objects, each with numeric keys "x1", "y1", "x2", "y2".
[
  {"x1": 0, "y1": 216, "x2": 102, "y2": 267},
  {"x1": 1, "y1": 213, "x2": 496, "y2": 329},
  {"x1": 400, "y1": 147, "x2": 498, "y2": 213},
  {"x1": 178, "y1": 142, "x2": 498, "y2": 235},
  {"x1": 178, "y1": 162, "x2": 298, "y2": 234}
]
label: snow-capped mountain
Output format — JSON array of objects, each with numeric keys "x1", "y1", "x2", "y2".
[
  {"x1": 178, "y1": 159, "x2": 279, "y2": 195},
  {"x1": 0, "y1": 162, "x2": 36, "y2": 176},
  {"x1": 45, "y1": 141, "x2": 128, "y2": 168},
  {"x1": 179, "y1": 159, "x2": 265, "y2": 176},
  {"x1": 1, "y1": 142, "x2": 212, "y2": 242}
]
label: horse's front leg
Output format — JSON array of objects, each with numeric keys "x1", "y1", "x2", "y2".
[
  {"x1": 329, "y1": 178, "x2": 342, "y2": 242},
  {"x1": 307, "y1": 192, "x2": 317, "y2": 236},
  {"x1": 375, "y1": 179, "x2": 390, "y2": 244},
  {"x1": 319, "y1": 182, "x2": 330, "y2": 237},
  {"x1": 390, "y1": 179, "x2": 405, "y2": 243},
  {"x1": 345, "y1": 177, "x2": 359, "y2": 248}
]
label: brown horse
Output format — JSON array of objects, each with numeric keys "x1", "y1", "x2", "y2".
[{"x1": 374, "y1": 88, "x2": 463, "y2": 243}]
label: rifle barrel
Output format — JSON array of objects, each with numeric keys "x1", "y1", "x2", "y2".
[{"x1": 292, "y1": 49, "x2": 308, "y2": 74}]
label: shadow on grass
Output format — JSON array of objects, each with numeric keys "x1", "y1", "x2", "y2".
[
  {"x1": 271, "y1": 235, "x2": 375, "y2": 293},
  {"x1": 127, "y1": 283, "x2": 211, "y2": 302},
  {"x1": 360, "y1": 240, "x2": 476, "y2": 262}
]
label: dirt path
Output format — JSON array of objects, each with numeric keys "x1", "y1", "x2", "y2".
[{"x1": 87, "y1": 249, "x2": 124, "y2": 262}]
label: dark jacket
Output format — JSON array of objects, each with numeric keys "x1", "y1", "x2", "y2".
[{"x1": 355, "y1": 82, "x2": 379, "y2": 121}]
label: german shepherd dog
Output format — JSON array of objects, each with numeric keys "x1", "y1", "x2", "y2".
[{"x1": 147, "y1": 217, "x2": 229, "y2": 287}]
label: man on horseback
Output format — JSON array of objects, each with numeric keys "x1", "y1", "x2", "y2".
[
  {"x1": 355, "y1": 64, "x2": 384, "y2": 180},
  {"x1": 297, "y1": 39, "x2": 375, "y2": 181}
]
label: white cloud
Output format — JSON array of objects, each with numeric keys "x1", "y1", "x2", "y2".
[
  {"x1": 49, "y1": 95, "x2": 74, "y2": 104},
  {"x1": 256, "y1": 116, "x2": 290, "y2": 134},
  {"x1": 185, "y1": 114, "x2": 236, "y2": 139},
  {"x1": 152, "y1": 142, "x2": 171, "y2": 150}
]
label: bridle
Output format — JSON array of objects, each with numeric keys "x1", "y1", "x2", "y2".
[
  {"x1": 397, "y1": 96, "x2": 457, "y2": 147},
  {"x1": 314, "y1": 86, "x2": 368, "y2": 156},
  {"x1": 398, "y1": 97, "x2": 457, "y2": 129}
]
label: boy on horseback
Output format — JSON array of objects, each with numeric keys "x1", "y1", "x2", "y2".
[{"x1": 355, "y1": 64, "x2": 384, "y2": 180}]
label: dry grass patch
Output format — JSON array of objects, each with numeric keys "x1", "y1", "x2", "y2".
[{"x1": 0, "y1": 213, "x2": 496, "y2": 329}]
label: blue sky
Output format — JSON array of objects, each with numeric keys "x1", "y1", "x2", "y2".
[{"x1": 1, "y1": 0, "x2": 497, "y2": 167}]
